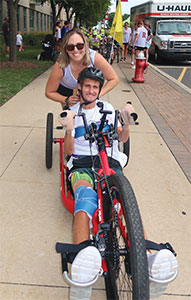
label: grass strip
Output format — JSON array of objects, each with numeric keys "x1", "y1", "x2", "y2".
[{"x1": 0, "y1": 47, "x2": 53, "y2": 106}]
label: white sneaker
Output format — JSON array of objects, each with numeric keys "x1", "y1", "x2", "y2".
[
  {"x1": 131, "y1": 65, "x2": 136, "y2": 69},
  {"x1": 147, "y1": 249, "x2": 178, "y2": 299},
  {"x1": 70, "y1": 246, "x2": 102, "y2": 300},
  {"x1": 131, "y1": 61, "x2": 134, "y2": 65}
]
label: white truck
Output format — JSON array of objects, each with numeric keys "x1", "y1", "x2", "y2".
[{"x1": 130, "y1": 0, "x2": 191, "y2": 62}]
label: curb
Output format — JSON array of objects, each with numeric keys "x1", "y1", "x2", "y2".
[{"x1": 148, "y1": 62, "x2": 191, "y2": 95}]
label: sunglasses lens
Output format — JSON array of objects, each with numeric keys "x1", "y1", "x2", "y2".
[
  {"x1": 66, "y1": 44, "x2": 74, "y2": 51},
  {"x1": 66, "y1": 43, "x2": 84, "y2": 51},
  {"x1": 76, "y1": 43, "x2": 84, "y2": 50}
]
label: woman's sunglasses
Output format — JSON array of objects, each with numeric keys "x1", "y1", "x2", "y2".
[{"x1": 66, "y1": 43, "x2": 85, "y2": 51}]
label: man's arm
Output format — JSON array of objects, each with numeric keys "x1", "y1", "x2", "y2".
[
  {"x1": 117, "y1": 125, "x2": 130, "y2": 143},
  {"x1": 64, "y1": 131, "x2": 74, "y2": 156}
]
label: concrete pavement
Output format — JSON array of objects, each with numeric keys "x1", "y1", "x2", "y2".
[{"x1": 0, "y1": 61, "x2": 190, "y2": 300}]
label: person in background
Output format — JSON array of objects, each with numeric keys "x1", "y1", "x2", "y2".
[
  {"x1": 129, "y1": 23, "x2": 138, "y2": 69},
  {"x1": 121, "y1": 22, "x2": 131, "y2": 61},
  {"x1": 61, "y1": 20, "x2": 71, "y2": 41},
  {"x1": 88, "y1": 31, "x2": 101, "y2": 51},
  {"x1": 145, "y1": 23, "x2": 153, "y2": 62},
  {"x1": 132, "y1": 20, "x2": 148, "y2": 58},
  {"x1": 55, "y1": 21, "x2": 62, "y2": 53},
  {"x1": 2, "y1": 17, "x2": 10, "y2": 57},
  {"x1": 45, "y1": 28, "x2": 119, "y2": 109},
  {"x1": 16, "y1": 31, "x2": 24, "y2": 52}
]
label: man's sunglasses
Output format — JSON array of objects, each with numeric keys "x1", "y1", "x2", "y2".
[{"x1": 66, "y1": 43, "x2": 85, "y2": 51}]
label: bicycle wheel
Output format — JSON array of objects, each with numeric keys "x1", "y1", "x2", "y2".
[
  {"x1": 104, "y1": 173, "x2": 149, "y2": 300},
  {"x1": 45, "y1": 113, "x2": 53, "y2": 169},
  {"x1": 123, "y1": 137, "x2": 130, "y2": 166}
]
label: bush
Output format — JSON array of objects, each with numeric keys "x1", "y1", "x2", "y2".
[
  {"x1": 0, "y1": 34, "x2": 4, "y2": 53},
  {"x1": 23, "y1": 32, "x2": 53, "y2": 47}
]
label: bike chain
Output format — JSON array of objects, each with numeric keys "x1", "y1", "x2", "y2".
[{"x1": 88, "y1": 124, "x2": 120, "y2": 273}]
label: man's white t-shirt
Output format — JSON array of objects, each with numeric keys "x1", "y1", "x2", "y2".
[
  {"x1": 67, "y1": 100, "x2": 127, "y2": 169},
  {"x1": 135, "y1": 26, "x2": 147, "y2": 47}
]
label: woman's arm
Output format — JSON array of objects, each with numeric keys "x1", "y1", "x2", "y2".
[
  {"x1": 45, "y1": 62, "x2": 80, "y2": 108},
  {"x1": 45, "y1": 62, "x2": 68, "y2": 105},
  {"x1": 94, "y1": 52, "x2": 119, "y2": 97}
]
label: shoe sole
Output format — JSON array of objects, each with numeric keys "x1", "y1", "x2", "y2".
[
  {"x1": 70, "y1": 246, "x2": 102, "y2": 300},
  {"x1": 148, "y1": 249, "x2": 178, "y2": 284}
]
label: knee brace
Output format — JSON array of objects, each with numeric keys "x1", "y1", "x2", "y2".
[{"x1": 74, "y1": 186, "x2": 98, "y2": 219}]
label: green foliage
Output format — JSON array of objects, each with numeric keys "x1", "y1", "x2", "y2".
[{"x1": 23, "y1": 32, "x2": 52, "y2": 47}]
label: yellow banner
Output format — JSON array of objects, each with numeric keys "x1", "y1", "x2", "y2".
[{"x1": 110, "y1": 0, "x2": 123, "y2": 46}]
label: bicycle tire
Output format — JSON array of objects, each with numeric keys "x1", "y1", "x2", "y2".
[
  {"x1": 123, "y1": 138, "x2": 130, "y2": 166},
  {"x1": 45, "y1": 113, "x2": 53, "y2": 169},
  {"x1": 104, "y1": 173, "x2": 149, "y2": 300}
]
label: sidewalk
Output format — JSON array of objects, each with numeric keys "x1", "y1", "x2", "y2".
[
  {"x1": 118, "y1": 56, "x2": 191, "y2": 183},
  {"x1": 0, "y1": 62, "x2": 191, "y2": 300}
]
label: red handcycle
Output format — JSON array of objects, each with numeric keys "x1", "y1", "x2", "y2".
[{"x1": 45, "y1": 102, "x2": 176, "y2": 300}]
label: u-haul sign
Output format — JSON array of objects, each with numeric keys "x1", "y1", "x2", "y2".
[
  {"x1": 151, "y1": 3, "x2": 191, "y2": 16},
  {"x1": 131, "y1": 2, "x2": 191, "y2": 18}
]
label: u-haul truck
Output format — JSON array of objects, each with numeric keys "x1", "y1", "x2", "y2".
[{"x1": 130, "y1": 0, "x2": 191, "y2": 62}]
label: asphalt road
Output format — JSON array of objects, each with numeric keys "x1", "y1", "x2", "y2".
[{"x1": 149, "y1": 59, "x2": 191, "y2": 89}]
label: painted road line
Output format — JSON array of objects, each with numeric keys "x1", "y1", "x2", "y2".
[{"x1": 178, "y1": 67, "x2": 187, "y2": 82}]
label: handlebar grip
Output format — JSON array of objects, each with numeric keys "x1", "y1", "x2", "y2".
[
  {"x1": 130, "y1": 112, "x2": 138, "y2": 122},
  {"x1": 60, "y1": 112, "x2": 67, "y2": 118}
]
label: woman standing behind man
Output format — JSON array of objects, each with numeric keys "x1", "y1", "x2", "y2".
[
  {"x1": 120, "y1": 22, "x2": 131, "y2": 61},
  {"x1": 45, "y1": 28, "x2": 119, "y2": 109}
]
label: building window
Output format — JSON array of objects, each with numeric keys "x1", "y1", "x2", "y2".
[
  {"x1": 23, "y1": 7, "x2": 26, "y2": 32},
  {"x1": 44, "y1": 14, "x2": 46, "y2": 31},
  {"x1": 36, "y1": 12, "x2": 39, "y2": 31},
  {"x1": 30, "y1": 9, "x2": 34, "y2": 31},
  {"x1": 17, "y1": 6, "x2": 20, "y2": 31},
  {"x1": 41, "y1": 13, "x2": 43, "y2": 31},
  {"x1": 50, "y1": 16, "x2": 53, "y2": 31}
]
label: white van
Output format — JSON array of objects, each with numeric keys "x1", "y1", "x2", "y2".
[{"x1": 130, "y1": 0, "x2": 191, "y2": 62}]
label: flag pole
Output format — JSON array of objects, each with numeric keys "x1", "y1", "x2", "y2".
[{"x1": 109, "y1": 32, "x2": 116, "y2": 64}]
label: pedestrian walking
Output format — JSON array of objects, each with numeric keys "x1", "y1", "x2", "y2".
[
  {"x1": 45, "y1": 28, "x2": 119, "y2": 109},
  {"x1": 121, "y1": 22, "x2": 131, "y2": 61},
  {"x1": 2, "y1": 16, "x2": 10, "y2": 57},
  {"x1": 145, "y1": 23, "x2": 153, "y2": 62},
  {"x1": 129, "y1": 23, "x2": 138, "y2": 69},
  {"x1": 16, "y1": 31, "x2": 24, "y2": 52},
  {"x1": 132, "y1": 20, "x2": 148, "y2": 58},
  {"x1": 61, "y1": 20, "x2": 71, "y2": 41},
  {"x1": 55, "y1": 21, "x2": 62, "y2": 53}
]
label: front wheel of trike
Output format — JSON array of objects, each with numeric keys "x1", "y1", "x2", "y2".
[
  {"x1": 45, "y1": 113, "x2": 53, "y2": 169},
  {"x1": 104, "y1": 173, "x2": 149, "y2": 300}
]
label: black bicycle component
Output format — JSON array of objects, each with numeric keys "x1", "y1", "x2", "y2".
[
  {"x1": 46, "y1": 113, "x2": 53, "y2": 169},
  {"x1": 104, "y1": 173, "x2": 149, "y2": 300}
]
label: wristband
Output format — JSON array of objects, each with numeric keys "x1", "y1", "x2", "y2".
[
  {"x1": 65, "y1": 96, "x2": 69, "y2": 106},
  {"x1": 63, "y1": 96, "x2": 69, "y2": 110}
]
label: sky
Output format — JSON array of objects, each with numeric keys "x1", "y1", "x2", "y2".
[{"x1": 109, "y1": 0, "x2": 148, "y2": 15}]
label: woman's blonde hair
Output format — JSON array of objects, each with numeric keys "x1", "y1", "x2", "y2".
[{"x1": 58, "y1": 28, "x2": 90, "y2": 69}]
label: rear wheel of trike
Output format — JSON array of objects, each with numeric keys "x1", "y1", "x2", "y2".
[
  {"x1": 46, "y1": 113, "x2": 53, "y2": 169},
  {"x1": 104, "y1": 173, "x2": 149, "y2": 300}
]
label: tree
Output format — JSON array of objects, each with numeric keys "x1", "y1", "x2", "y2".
[
  {"x1": 6, "y1": 0, "x2": 20, "y2": 62},
  {"x1": 74, "y1": 0, "x2": 111, "y2": 27},
  {"x1": 42, "y1": 0, "x2": 111, "y2": 32}
]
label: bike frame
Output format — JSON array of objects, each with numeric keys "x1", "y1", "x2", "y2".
[{"x1": 54, "y1": 106, "x2": 128, "y2": 273}]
